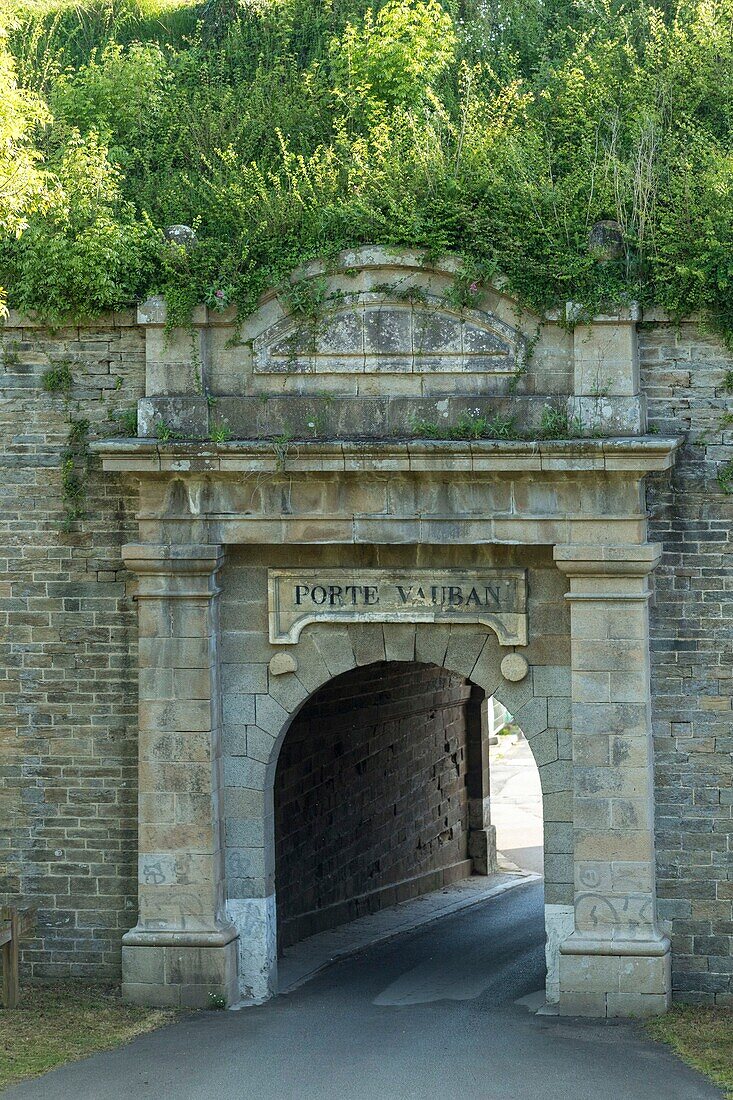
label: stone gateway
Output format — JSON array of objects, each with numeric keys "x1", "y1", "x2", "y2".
[{"x1": 1, "y1": 247, "x2": 731, "y2": 1020}]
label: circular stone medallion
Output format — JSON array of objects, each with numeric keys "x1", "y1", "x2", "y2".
[
  {"x1": 268, "y1": 652, "x2": 298, "y2": 677},
  {"x1": 500, "y1": 652, "x2": 529, "y2": 682}
]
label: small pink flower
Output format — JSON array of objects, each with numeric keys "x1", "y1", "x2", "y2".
[
  {"x1": 216, "y1": 289, "x2": 225, "y2": 299},
  {"x1": 469, "y1": 282, "x2": 478, "y2": 292}
]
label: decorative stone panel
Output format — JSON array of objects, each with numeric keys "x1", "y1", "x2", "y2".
[{"x1": 252, "y1": 295, "x2": 524, "y2": 376}]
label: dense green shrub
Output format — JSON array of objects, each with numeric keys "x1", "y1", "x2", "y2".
[
  {"x1": 1, "y1": 130, "x2": 160, "y2": 320},
  {"x1": 2, "y1": 0, "x2": 733, "y2": 343}
]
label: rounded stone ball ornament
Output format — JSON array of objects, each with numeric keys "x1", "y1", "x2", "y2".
[
  {"x1": 500, "y1": 652, "x2": 529, "y2": 682},
  {"x1": 588, "y1": 219, "x2": 624, "y2": 262},
  {"x1": 163, "y1": 224, "x2": 198, "y2": 251}
]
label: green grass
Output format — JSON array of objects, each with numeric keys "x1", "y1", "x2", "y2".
[
  {"x1": 0, "y1": 982, "x2": 176, "y2": 1091},
  {"x1": 6, "y1": 0, "x2": 196, "y2": 15},
  {"x1": 647, "y1": 1005, "x2": 733, "y2": 1099}
]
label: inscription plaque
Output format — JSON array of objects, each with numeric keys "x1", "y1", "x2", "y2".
[{"x1": 268, "y1": 568, "x2": 527, "y2": 645}]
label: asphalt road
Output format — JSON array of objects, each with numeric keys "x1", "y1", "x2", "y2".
[{"x1": 5, "y1": 881, "x2": 721, "y2": 1100}]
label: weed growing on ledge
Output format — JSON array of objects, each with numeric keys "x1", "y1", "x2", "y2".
[
  {"x1": 537, "y1": 406, "x2": 584, "y2": 440},
  {"x1": 155, "y1": 420, "x2": 182, "y2": 442},
  {"x1": 409, "y1": 411, "x2": 517, "y2": 441},
  {"x1": 41, "y1": 361, "x2": 73, "y2": 398},
  {"x1": 409, "y1": 405, "x2": 586, "y2": 442},
  {"x1": 109, "y1": 407, "x2": 138, "y2": 436},
  {"x1": 272, "y1": 430, "x2": 294, "y2": 471},
  {"x1": 209, "y1": 421, "x2": 232, "y2": 443}
]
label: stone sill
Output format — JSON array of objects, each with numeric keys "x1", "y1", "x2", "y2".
[{"x1": 93, "y1": 435, "x2": 682, "y2": 474}]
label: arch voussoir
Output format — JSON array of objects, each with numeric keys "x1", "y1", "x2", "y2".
[
  {"x1": 414, "y1": 624, "x2": 451, "y2": 668},
  {"x1": 310, "y1": 626, "x2": 357, "y2": 678},
  {"x1": 443, "y1": 627, "x2": 490, "y2": 680},
  {"x1": 383, "y1": 623, "x2": 417, "y2": 662},
  {"x1": 348, "y1": 622, "x2": 386, "y2": 666}
]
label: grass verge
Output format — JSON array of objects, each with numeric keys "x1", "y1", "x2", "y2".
[
  {"x1": 647, "y1": 1005, "x2": 733, "y2": 1099},
  {"x1": 0, "y1": 982, "x2": 175, "y2": 1092}
]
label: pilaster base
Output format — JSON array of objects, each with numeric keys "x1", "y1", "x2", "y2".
[
  {"x1": 468, "y1": 826, "x2": 497, "y2": 875},
  {"x1": 545, "y1": 904, "x2": 575, "y2": 1004},
  {"x1": 228, "y1": 896, "x2": 278, "y2": 1003},
  {"x1": 558, "y1": 936, "x2": 671, "y2": 1017},
  {"x1": 122, "y1": 929, "x2": 239, "y2": 1009}
]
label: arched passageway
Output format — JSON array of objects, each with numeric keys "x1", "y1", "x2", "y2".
[{"x1": 273, "y1": 659, "x2": 544, "y2": 973}]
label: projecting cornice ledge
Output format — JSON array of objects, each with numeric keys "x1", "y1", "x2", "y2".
[{"x1": 92, "y1": 436, "x2": 682, "y2": 476}]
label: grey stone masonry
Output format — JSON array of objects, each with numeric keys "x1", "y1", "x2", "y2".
[
  {"x1": 642, "y1": 320, "x2": 733, "y2": 1006},
  {"x1": 0, "y1": 312, "x2": 144, "y2": 981}
]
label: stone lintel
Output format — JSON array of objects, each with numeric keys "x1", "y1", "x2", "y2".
[{"x1": 93, "y1": 436, "x2": 682, "y2": 475}]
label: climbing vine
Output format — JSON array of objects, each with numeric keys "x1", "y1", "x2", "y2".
[{"x1": 41, "y1": 360, "x2": 94, "y2": 527}]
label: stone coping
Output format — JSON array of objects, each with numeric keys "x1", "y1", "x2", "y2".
[
  {"x1": 2, "y1": 303, "x2": 698, "y2": 329},
  {"x1": 93, "y1": 435, "x2": 682, "y2": 474}
]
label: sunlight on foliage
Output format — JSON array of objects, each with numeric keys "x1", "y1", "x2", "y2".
[
  {"x1": 1, "y1": 0, "x2": 733, "y2": 342},
  {"x1": 331, "y1": 0, "x2": 457, "y2": 116}
]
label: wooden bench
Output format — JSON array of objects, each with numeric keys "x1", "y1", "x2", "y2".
[{"x1": 1, "y1": 905, "x2": 36, "y2": 1009}]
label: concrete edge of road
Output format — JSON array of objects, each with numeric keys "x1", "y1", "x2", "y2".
[{"x1": 231, "y1": 870, "x2": 541, "y2": 1008}]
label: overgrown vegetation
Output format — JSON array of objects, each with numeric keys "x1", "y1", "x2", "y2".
[
  {"x1": 0, "y1": 982, "x2": 174, "y2": 1091},
  {"x1": 410, "y1": 410, "x2": 517, "y2": 440},
  {"x1": 1, "y1": 0, "x2": 733, "y2": 341}
]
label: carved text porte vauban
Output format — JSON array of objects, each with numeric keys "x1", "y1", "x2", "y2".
[{"x1": 268, "y1": 568, "x2": 527, "y2": 645}]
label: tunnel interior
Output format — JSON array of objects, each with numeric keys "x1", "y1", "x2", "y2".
[{"x1": 273, "y1": 660, "x2": 484, "y2": 949}]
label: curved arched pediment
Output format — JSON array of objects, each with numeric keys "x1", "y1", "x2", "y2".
[
  {"x1": 246, "y1": 248, "x2": 528, "y2": 378},
  {"x1": 252, "y1": 294, "x2": 525, "y2": 376}
]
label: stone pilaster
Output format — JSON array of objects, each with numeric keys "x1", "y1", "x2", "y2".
[
  {"x1": 553, "y1": 544, "x2": 671, "y2": 1018},
  {"x1": 121, "y1": 544, "x2": 238, "y2": 1008},
  {"x1": 465, "y1": 686, "x2": 498, "y2": 874}
]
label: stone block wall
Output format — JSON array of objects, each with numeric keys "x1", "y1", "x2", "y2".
[
  {"x1": 642, "y1": 320, "x2": 733, "y2": 1006},
  {"x1": 274, "y1": 661, "x2": 472, "y2": 946},
  {"x1": 0, "y1": 315, "x2": 144, "y2": 980},
  {"x1": 0, "y1": 302, "x2": 731, "y2": 1002}
]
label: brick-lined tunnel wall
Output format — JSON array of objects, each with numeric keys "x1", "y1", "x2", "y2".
[{"x1": 274, "y1": 661, "x2": 473, "y2": 947}]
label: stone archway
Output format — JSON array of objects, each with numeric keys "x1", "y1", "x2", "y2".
[
  {"x1": 242, "y1": 631, "x2": 565, "y2": 1006},
  {"x1": 99, "y1": 247, "x2": 680, "y2": 1018}
]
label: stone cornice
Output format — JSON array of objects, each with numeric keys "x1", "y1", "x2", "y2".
[{"x1": 93, "y1": 435, "x2": 682, "y2": 475}]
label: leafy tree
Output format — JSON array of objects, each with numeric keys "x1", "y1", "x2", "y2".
[
  {"x1": 331, "y1": 0, "x2": 458, "y2": 116},
  {"x1": 4, "y1": 130, "x2": 160, "y2": 321},
  {"x1": 0, "y1": 17, "x2": 49, "y2": 310}
]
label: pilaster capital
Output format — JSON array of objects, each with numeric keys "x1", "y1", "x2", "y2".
[
  {"x1": 553, "y1": 543, "x2": 661, "y2": 578},
  {"x1": 123, "y1": 543, "x2": 224, "y2": 598}
]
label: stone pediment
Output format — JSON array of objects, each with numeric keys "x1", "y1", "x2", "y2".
[{"x1": 252, "y1": 294, "x2": 524, "y2": 375}]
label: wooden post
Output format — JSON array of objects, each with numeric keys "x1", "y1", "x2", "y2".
[{"x1": 1, "y1": 906, "x2": 35, "y2": 1009}]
